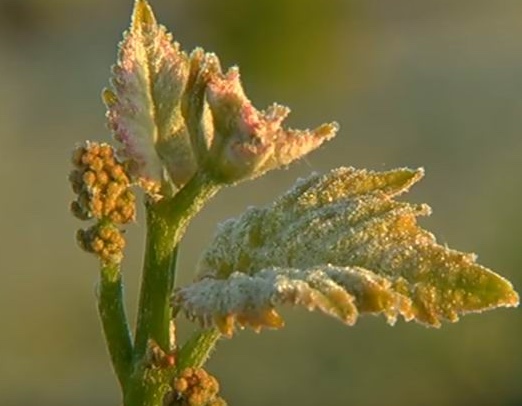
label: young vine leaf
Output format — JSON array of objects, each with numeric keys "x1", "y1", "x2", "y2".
[
  {"x1": 103, "y1": 0, "x2": 338, "y2": 191},
  {"x1": 103, "y1": 0, "x2": 195, "y2": 187},
  {"x1": 175, "y1": 167, "x2": 519, "y2": 337}
]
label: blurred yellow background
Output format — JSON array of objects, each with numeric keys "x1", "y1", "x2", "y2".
[{"x1": 0, "y1": 0, "x2": 521, "y2": 405}]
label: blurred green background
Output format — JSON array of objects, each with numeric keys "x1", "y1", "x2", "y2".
[{"x1": 1, "y1": 0, "x2": 521, "y2": 405}]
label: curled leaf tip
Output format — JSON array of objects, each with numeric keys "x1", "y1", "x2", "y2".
[
  {"x1": 315, "y1": 121, "x2": 340, "y2": 139},
  {"x1": 131, "y1": 0, "x2": 156, "y2": 30}
]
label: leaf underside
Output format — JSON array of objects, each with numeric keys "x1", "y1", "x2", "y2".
[{"x1": 175, "y1": 167, "x2": 519, "y2": 337}]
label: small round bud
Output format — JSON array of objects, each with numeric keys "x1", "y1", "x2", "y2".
[
  {"x1": 70, "y1": 200, "x2": 91, "y2": 221},
  {"x1": 96, "y1": 170, "x2": 110, "y2": 186},
  {"x1": 119, "y1": 205, "x2": 136, "y2": 224},
  {"x1": 76, "y1": 229, "x2": 93, "y2": 252},
  {"x1": 82, "y1": 170, "x2": 97, "y2": 189},
  {"x1": 68, "y1": 170, "x2": 84, "y2": 193},
  {"x1": 91, "y1": 157, "x2": 104, "y2": 172},
  {"x1": 102, "y1": 197, "x2": 117, "y2": 217},
  {"x1": 99, "y1": 143, "x2": 114, "y2": 159},
  {"x1": 187, "y1": 391, "x2": 205, "y2": 406},
  {"x1": 97, "y1": 225, "x2": 112, "y2": 240},
  {"x1": 90, "y1": 196, "x2": 104, "y2": 219},
  {"x1": 109, "y1": 211, "x2": 123, "y2": 224},
  {"x1": 107, "y1": 181, "x2": 125, "y2": 196},
  {"x1": 80, "y1": 152, "x2": 93, "y2": 166},
  {"x1": 91, "y1": 237, "x2": 105, "y2": 253},
  {"x1": 110, "y1": 165, "x2": 125, "y2": 180},
  {"x1": 89, "y1": 142, "x2": 101, "y2": 157},
  {"x1": 173, "y1": 377, "x2": 188, "y2": 393},
  {"x1": 71, "y1": 146, "x2": 87, "y2": 167}
]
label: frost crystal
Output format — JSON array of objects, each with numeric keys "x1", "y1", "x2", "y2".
[{"x1": 175, "y1": 167, "x2": 519, "y2": 336}]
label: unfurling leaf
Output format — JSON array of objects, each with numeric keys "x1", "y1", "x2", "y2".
[
  {"x1": 103, "y1": 0, "x2": 338, "y2": 192},
  {"x1": 182, "y1": 50, "x2": 339, "y2": 184},
  {"x1": 175, "y1": 167, "x2": 519, "y2": 336},
  {"x1": 104, "y1": 0, "x2": 195, "y2": 186}
]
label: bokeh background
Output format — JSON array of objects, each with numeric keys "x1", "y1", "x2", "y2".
[{"x1": 1, "y1": 0, "x2": 521, "y2": 405}]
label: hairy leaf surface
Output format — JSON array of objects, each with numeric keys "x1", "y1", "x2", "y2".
[
  {"x1": 175, "y1": 167, "x2": 519, "y2": 336},
  {"x1": 103, "y1": 0, "x2": 195, "y2": 186}
]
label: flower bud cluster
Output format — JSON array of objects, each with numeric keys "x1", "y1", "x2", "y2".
[
  {"x1": 163, "y1": 367, "x2": 226, "y2": 406},
  {"x1": 76, "y1": 222, "x2": 126, "y2": 264},
  {"x1": 70, "y1": 142, "x2": 135, "y2": 223},
  {"x1": 69, "y1": 142, "x2": 135, "y2": 263}
]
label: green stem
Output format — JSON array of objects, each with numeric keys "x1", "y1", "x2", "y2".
[
  {"x1": 127, "y1": 172, "x2": 221, "y2": 406},
  {"x1": 177, "y1": 328, "x2": 222, "y2": 372},
  {"x1": 98, "y1": 262, "x2": 133, "y2": 390},
  {"x1": 134, "y1": 172, "x2": 220, "y2": 356}
]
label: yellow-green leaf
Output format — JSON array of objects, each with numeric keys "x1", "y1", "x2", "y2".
[{"x1": 175, "y1": 167, "x2": 518, "y2": 335}]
